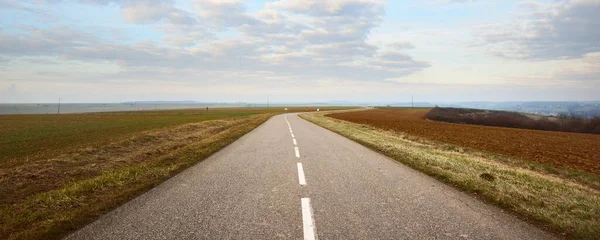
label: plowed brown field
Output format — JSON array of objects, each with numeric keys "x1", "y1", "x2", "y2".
[{"x1": 328, "y1": 108, "x2": 600, "y2": 175}]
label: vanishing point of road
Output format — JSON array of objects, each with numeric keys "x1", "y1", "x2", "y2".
[{"x1": 66, "y1": 113, "x2": 556, "y2": 240}]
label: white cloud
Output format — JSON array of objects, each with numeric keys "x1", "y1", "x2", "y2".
[
  {"x1": 1, "y1": 0, "x2": 430, "y2": 86},
  {"x1": 267, "y1": 0, "x2": 385, "y2": 16},
  {"x1": 195, "y1": 0, "x2": 257, "y2": 29},
  {"x1": 477, "y1": 0, "x2": 600, "y2": 60},
  {"x1": 0, "y1": 83, "x2": 20, "y2": 102},
  {"x1": 388, "y1": 41, "x2": 415, "y2": 50},
  {"x1": 7, "y1": 0, "x2": 595, "y2": 102},
  {"x1": 554, "y1": 52, "x2": 600, "y2": 81},
  {"x1": 122, "y1": 2, "x2": 177, "y2": 24},
  {"x1": 516, "y1": 1, "x2": 543, "y2": 10}
]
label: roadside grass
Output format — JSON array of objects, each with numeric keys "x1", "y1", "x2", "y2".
[
  {"x1": 329, "y1": 108, "x2": 600, "y2": 180},
  {"x1": 301, "y1": 112, "x2": 600, "y2": 239},
  {"x1": 0, "y1": 113, "x2": 273, "y2": 239},
  {"x1": 0, "y1": 109, "x2": 249, "y2": 167},
  {"x1": 0, "y1": 107, "x2": 352, "y2": 239},
  {"x1": 0, "y1": 107, "x2": 347, "y2": 168}
]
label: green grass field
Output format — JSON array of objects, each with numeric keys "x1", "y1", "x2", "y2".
[
  {"x1": 0, "y1": 107, "x2": 350, "y2": 240},
  {"x1": 0, "y1": 107, "x2": 345, "y2": 167}
]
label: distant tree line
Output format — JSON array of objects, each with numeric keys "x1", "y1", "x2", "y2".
[{"x1": 426, "y1": 107, "x2": 600, "y2": 134}]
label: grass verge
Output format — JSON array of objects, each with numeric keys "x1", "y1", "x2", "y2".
[
  {"x1": 0, "y1": 113, "x2": 274, "y2": 240},
  {"x1": 0, "y1": 107, "x2": 349, "y2": 168},
  {"x1": 301, "y1": 112, "x2": 600, "y2": 239}
]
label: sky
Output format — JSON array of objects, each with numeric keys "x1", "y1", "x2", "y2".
[{"x1": 0, "y1": 0, "x2": 599, "y2": 103}]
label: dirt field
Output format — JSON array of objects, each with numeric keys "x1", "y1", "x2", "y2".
[{"x1": 328, "y1": 108, "x2": 600, "y2": 175}]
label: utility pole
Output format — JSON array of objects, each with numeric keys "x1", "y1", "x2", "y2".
[
  {"x1": 57, "y1": 98, "x2": 61, "y2": 115},
  {"x1": 412, "y1": 95, "x2": 414, "y2": 109}
]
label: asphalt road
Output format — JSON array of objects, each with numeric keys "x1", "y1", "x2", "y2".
[{"x1": 66, "y1": 113, "x2": 556, "y2": 240}]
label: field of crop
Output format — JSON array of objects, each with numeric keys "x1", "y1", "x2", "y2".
[
  {"x1": 328, "y1": 108, "x2": 600, "y2": 176},
  {"x1": 0, "y1": 107, "x2": 343, "y2": 167},
  {"x1": 0, "y1": 107, "x2": 348, "y2": 240},
  {"x1": 302, "y1": 111, "x2": 600, "y2": 239}
]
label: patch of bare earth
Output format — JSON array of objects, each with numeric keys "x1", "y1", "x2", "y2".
[
  {"x1": 302, "y1": 112, "x2": 600, "y2": 239},
  {"x1": 328, "y1": 108, "x2": 600, "y2": 176}
]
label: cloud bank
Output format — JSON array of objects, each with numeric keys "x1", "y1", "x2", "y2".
[
  {"x1": 0, "y1": 0, "x2": 598, "y2": 103},
  {"x1": 0, "y1": 0, "x2": 429, "y2": 86},
  {"x1": 478, "y1": 0, "x2": 600, "y2": 60}
]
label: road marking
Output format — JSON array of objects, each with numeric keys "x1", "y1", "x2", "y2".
[
  {"x1": 291, "y1": 134, "x2": 295, "y2": 138},
  {"x1": 297, "y1": 163, "x2": 306, "y2": 185},
  {"x1": 295, "y1": 147, "x2": 300, "y2": 158},
  {"x1": 301, "y1": 198, "x2": 317, "y2": 240},
  {"x1": 293, "y1": 138, "x2": 297, "y2": 145},
  {"x1": 285, "y1": 116, "x2": 292, "y2": 129}
]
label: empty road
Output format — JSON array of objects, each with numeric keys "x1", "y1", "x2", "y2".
[{"x1": 66, "y1": 113, "x2": 556, "y2": 240}]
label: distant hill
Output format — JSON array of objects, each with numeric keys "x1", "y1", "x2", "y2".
[
  {"x1": 122, "y1": 101, "x2": 201, "y2": 104},
  {"x1": 364, "y1": 101, "x2": 600, "y2": 118},
  {"x1": 450, "y1": 101, "x2": 600, "y2": 118}
]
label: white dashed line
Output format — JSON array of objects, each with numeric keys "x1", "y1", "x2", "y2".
[
  {"x1": 297, "y1": 163, "x2": 306, "y2": 185},
  {"x1": 285, "y1": 116, "x2": 292, "y2": 129},
  {"x1": 301, "y1": 198, "x2": 317, "y2": 240},
  {"x1": 287, "y1": 116, "x2": 316, "y2": 239}
]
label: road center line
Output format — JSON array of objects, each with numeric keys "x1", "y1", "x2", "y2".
[
  {"x1": 301, "y1": 198, "x2": 317, "y2": 240},
  {"x1": 295, "y1": 147, "x2": 300, "y2": 158},
  {"x1": 293, "y1": 138, "x2": 297, "y2": 145},
  {"x1": 291, "y1": 134, "x2": 295, "y2": 138},
  {"x1": 297, "y1": 163, "x2": 306, "y2": 185},
  {"x1": 285, "y1": 116, "x2": 292, "y2": 129}
]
